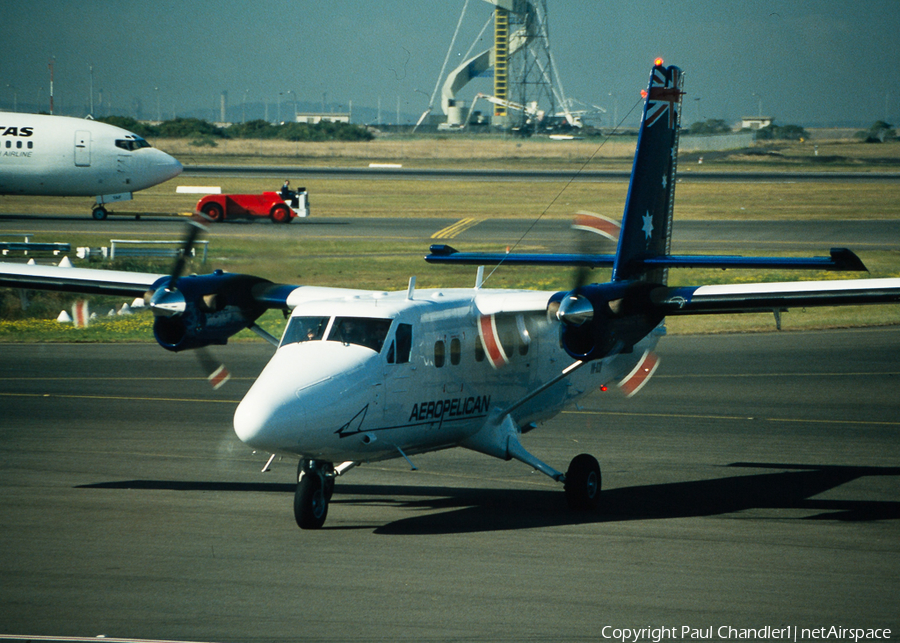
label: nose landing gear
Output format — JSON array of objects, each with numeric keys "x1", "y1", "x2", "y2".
[{"x1": 294, "y1": 459, "x2": 334, "y2": 529}]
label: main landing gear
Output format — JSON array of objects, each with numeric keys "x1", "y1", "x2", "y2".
[
  {"x1": 564, "y1": 453, "x2": 602, "y2": 510},
  {"x1": 291, "y1": 447, "x2": 601, "y2": 530}
]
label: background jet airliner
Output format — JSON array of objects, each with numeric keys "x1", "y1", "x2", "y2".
[
  {"x1": 0, "y1": 112, "x2": 182, "y2": 219},
  {"x1": 1, "y1": 62, "x2": 899, "y2": 529}
]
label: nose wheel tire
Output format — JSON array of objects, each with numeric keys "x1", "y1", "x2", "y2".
[
  {"x1": 294, "y1": 459, "x2": 331, "y2": 529},
  {"x1": 564, "y1": 453, "x2": 601, "y2": 510}
]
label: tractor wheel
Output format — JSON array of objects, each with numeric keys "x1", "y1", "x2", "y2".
[
  {"x1": 201, "y1": 203, "x2": 224, "y2": 222},
  {"x1": 271, "y1": 205, "x2": 291, "y2": 224}
]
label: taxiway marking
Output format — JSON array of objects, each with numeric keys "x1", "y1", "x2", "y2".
[{"x1": 431, "y1": 217, "x2": 480, "y2": 239}]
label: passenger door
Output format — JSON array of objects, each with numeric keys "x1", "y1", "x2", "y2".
[{"x1": 74, "y1": 131, "x2": 91, "y2": 167}]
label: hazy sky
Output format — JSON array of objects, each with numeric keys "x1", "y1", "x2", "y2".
[{"x1": 2, "y1": 0, "x2": 898, "y2": 127}]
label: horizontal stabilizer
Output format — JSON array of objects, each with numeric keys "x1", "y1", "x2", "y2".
[
  {"x1": 642, "y1": 248, "x2": 867, "y2": 272},
  {"x1": 426, "y1": 245, "x2": 615, "y2": 268},
  {"x1": 426, "y1": 245, "x2": 867, "y2": 272}
]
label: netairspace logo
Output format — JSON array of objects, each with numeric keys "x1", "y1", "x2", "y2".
[{"x1": 599, "y1": 625, "x2": 893, "y2": 643}]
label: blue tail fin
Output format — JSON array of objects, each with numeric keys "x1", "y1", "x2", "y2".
[
  {"x1": 612, "y1": 63, "x2": 684, "y2": 284},
  {"x1": 426, "y1": 62, "x2": 864, "y2": 277}
]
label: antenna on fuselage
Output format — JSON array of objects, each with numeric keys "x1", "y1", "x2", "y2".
[
  {"x1": 407, "y1": 276, "x2": 416, "y2": 300},
  {"x1": 475, "y1": 266, "x2": 484, "y2": 289}
]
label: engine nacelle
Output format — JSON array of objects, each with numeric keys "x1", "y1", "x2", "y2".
[
  {"x1": 551, "y1": 280, "x2": 664, "y2": 361},
  {"x1": 149, "y1": 271, "x2": 272, "y2": 352}
]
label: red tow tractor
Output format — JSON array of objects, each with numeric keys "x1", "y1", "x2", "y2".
[{"x1": 195, "y1": 188, "x2": 309, "y2": 223}]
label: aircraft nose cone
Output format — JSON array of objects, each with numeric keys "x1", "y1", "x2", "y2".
[
  {"x1": 234, "y1": 342, "x2": 378, "y2": 455},
  {"x1": 132, "y1": 148, "x2": 182, "y2": 190},
  {"x1": 154, "y1": 150, "x2": 183, "y2": 182}
]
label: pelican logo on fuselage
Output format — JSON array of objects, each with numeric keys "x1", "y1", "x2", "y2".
[{"x1": 409, "y1": 395, "x2": 491, "y2": 424}]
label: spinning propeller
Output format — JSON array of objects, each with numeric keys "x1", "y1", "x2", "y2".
[
  {"x1": 556, "y1": 211, "x2": 620, "y2": 328},
  {"x1": 552, "y1": 212, "x2": 663, "y2": 371},
  {"x1": 146, "y1": 216, "x2": 233, "y2": 389}
]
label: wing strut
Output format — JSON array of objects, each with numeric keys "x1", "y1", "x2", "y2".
[{"x1": 497, "y1": 360, "x2": 585, "y2": 417}]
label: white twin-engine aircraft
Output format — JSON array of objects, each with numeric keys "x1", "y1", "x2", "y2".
[
  {"x1": 0, "y1": 112, "x2": 182, "y2": 219},
  {"x1": 2, "y1": 62, "x2": 899, "y2": 529}
]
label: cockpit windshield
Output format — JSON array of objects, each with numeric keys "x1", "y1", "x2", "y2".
[
  {"x1": 115, "y1": 137, "x2": 152, "y2": 151},
  {"x1": 281, "y1": 316, "x2": 329, "y2": 346},
  {"x1": 281, "y1": 315, "x2": 392, "y2": 353},
  {"x1": 327, "y1": 317, "x2": 392, "y2": 352}
]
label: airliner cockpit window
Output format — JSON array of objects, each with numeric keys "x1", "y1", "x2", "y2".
[
  {"x1": 115, "y1": 138, "x2": 152, "y2": 151},
  {"x1": 281, "y1": 316, "x2": 329, "y2": 346},
  {"x1": 327, "y1": 317, "x2": 392, "y2": 353}
]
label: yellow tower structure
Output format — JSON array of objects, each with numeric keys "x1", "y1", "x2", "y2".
[{"x1": 493, "y1": 8, "x2": 509, "y2": 117}]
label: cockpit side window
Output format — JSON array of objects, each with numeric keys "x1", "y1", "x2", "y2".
[
  {"x1": 115, "y1": 137, "x2": 152, "y2": 151},
  {"x1": 281, "y1": 316, "x2": 329, "y2": 347},
  {"x1": 387, "y1": 323, "x2": 413, "y2": 364},
  {"x1": 327, "y1": 317, "x2": 392, "y2": 353}
]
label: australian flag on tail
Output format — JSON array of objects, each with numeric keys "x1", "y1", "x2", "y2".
[{"x1": 612, "y1": 62, "x2": 684, "y2": 285}]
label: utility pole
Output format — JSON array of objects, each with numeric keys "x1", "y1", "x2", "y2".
[{"x1": 48, "y1": 58, "x2": 55, "y2": 114}]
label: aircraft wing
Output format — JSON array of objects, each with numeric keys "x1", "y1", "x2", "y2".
[
  {"x1": 658, "y1": 278, "x2": 900, "y2": 315},
  {"x1": 0, "y1": 261, "x2": 166, "y2": 297},
  {"x1": 474, "y1": 290, "x2": 555, "y2": 316}
]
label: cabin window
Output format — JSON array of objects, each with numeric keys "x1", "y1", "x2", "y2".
[
  {"x1": 474, "y1": 340, "x2": 485, "y2": 362},
  {"x1": 387, "y1": 323, "x2": 412, "y2": 364},
  {"x1": 4, "y1": 141, "x2": 8, "y2": 148},
  {"x1": 434, "y1": 341, "x2": 445, "y2": 367},
  {"x1": 280, "y1": 316, "x2": 329, "y2": 346},
  {"x1": 27, "y1": 141, "x2": 32, "y2": 149},
  {"x1": 16, "y1": 141, "x2": 21, "y2": 149},
  {"x1": 327, "y1": 317, "x2": 392, "y2": 353},
  {"x1": 450, "y1": 338, "x2": 461, "y2": 365}
]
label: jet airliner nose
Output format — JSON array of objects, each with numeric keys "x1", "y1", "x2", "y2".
[
  {"x1": 150, "y1": 149, "x2": 183, "y2": 183},
  {"x1": 131, "y1": 148, "x2": 183, "y2": 191}
]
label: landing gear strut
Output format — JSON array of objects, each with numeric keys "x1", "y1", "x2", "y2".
[{"x1": 294, "y1": 459, "x2": 333, "y2": 529}]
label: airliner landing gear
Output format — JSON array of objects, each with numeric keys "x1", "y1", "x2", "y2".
[
  {"x1": 294, "y1": 459, "x2": 333, "y2": 529},
  {"x1": 91, "y1": 205, "x2": 108, "y2": 221},
  {"x1": 564, "y1": 454, "x2": 602, "y2": 510}
]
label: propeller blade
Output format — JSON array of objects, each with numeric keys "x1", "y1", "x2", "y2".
[
  {"x1": 168, "y1": 219, "x2": 208, "y2": 291},
  {"x1": 617, "y1": 350, "x2": 660, "y2": 398},
  {"x1": 196, "y1": 346, "x2": 231, "y2": 389},
  {"x1": 570, "y1": 211, "x2": 621, "y2": 292},
  {"x1": 572, "y1": 211, "x2": 620, "y2": 244}
]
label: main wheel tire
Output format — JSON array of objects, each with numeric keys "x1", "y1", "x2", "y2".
[
  {"x1": 564, "y1": 453, "x2": 602, "y2": 510},
  {"x1": 270, "y1": 205, "x2": 291, "y2": 223},
  {"x1": 92, "y1": 207, "x2": 108, "y2": 221},
  {"x1": 201, "y1": 203, "x2": 224, "y2": 222},
  {"x1": 294, "y1": 460, "x2": 328, "y2": 529}
]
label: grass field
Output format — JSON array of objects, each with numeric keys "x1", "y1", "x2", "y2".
[
  {"x1": 154, "y1": 135, "x2": 900, "y2": 173},
  {"x1": 1, "y1": 136, "x2": 899, "y2": 342}
]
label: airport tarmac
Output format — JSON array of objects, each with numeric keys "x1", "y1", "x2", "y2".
[{"x1": 1, "y1": 328, "x2": 898, "y2": 641}]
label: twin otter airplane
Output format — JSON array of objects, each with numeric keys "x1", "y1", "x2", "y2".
[
  {"x1": 2, "y1": 62, "x2": 899, "y2": 529},
  {"x1": 0, "y1": 112, "x2": 182, "y2": 219}
]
